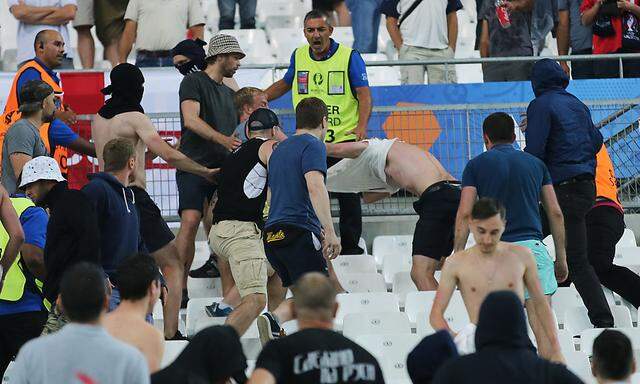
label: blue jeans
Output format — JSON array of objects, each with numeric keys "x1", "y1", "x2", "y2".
[
  {"x1": 135, "y1": 53, "x2": 173, "y2": 68},
  {"x1": 346, "y1": 0, "x2": 384, "y2": 53},
  {"x1": 218, "y1": 0, "x2": 257, "y2": 30}
]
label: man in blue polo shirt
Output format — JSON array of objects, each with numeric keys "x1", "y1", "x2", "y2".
[
  {"x1": 454, "y1": 112, "x2": 568, "y2": 302},
  {"x1": 264, "y1": 10, "x2": 372, "y2": 256},
  {"x1": 0, "y1": 193, "x2": 48, "y2": 377}
]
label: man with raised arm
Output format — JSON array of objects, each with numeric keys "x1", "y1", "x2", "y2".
[
  {"x1": 92, "y1": 63, "x2": 217, "y2": 341},
  {"x1": 430, "y1": 198, "x2": 562, "y2": 362}
]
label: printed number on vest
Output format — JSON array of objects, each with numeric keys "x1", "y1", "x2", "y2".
[{"x1": 326, "y1": 129, "x2": 336, "y2": 143}]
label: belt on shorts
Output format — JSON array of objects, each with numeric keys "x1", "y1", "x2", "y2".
[
  {"x1": 137, "y1": 50, "x2": 172, "y2": 57},
  {"x1": 555, "y1": 173, "x2": 594, "y2": 187},
  {"x1": 424, "y1": 180, "x2": 461, "y2": 195}
]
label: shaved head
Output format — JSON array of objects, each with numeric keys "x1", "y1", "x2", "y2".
[{"x1": 292, "y1": 273, "x2": 336, "y2": 321}]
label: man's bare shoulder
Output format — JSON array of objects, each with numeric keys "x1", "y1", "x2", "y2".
[
  {"x1": 503, "y1": 242, "x2": 534, "y2": 261},
  {"x1": 444, "y1": 248, "x2": 473, "y2": 270}
]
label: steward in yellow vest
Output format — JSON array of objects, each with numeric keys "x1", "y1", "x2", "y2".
[
  {"x1": 0, "y1": 196, "x2": 49, "y2": 374},
  {"x1": 264, "y1": 10, "x2": 373, "y2": 255},
  {"x1": 0, "y1": 30, "x2": 95, "y2": 178}
]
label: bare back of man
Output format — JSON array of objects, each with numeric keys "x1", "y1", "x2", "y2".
[
  {"x1": 326, "y1": 139, "x2": 461, "y2": 291},
  {"x1": 104, "y1": 310, "x2": 165, "y2": 373},
  {"x1": 384, "y1": 140, "x2": 455, "y2": 196},
  {"x1": 93, "y1": 113, "x2": 148, "y2": 188}
]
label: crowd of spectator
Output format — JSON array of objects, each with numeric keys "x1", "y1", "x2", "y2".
[{"x1": 7, "y1": 0, "x2": 640, "y2": 81}]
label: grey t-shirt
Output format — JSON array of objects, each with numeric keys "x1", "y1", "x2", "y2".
[
  {"x1": 233, "y1": 120, "x2": 249, "y2": 143},
  {"x1": 558, "y1": 0, "x2": 593, "y2": 52},
  {"x1": 479, "y1": 0, "x2": 533, "y2": 57},
  {"x1": 11, "y1": 323, "x2": 149, "y2": 384},
  {"x1": 1, "y1": 119, "x2": 48, "y2": 194},
  {"x1": 178, "y1": 71, "x2": 238, "y2": 168}
]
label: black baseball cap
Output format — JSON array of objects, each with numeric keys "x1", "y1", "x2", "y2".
[
  {"x1": 18, "y1": 80, "x2": 54, "y2": 113},
  {"x1": 247, "y1": 108, "x2": 280, "y2": 132}
]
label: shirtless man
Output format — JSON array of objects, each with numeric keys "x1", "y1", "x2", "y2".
[
  {"x1": 104, "y1": 254, "x2": 164, "y2": 373},
  {"x1": 93, "y1": 63, "x2": 217, "y2": 340},
  {"x1": 326, "y1": 138, "x2": 460, "y2": 291},
  {"x1": 429, "y1": 198, "x2": 563, "y2": 363}
]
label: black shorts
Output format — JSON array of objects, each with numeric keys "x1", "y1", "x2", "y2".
[
  {"x1": 412, "y1": 181, "x2": 461, "y2": 260},
  {"x1": 263, "y1": 225, "x2": 328, "y2": 287},
  {"x1": 176, "y1": 170, "x2": 216, "y2": 215},
  {"x1": 131, "y1": 186, "x2": 175, "y2": 253}
]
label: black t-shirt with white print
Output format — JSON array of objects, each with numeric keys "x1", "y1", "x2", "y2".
[{"x1": 255, "y1": 328, "x2": 385, "y2": 384}]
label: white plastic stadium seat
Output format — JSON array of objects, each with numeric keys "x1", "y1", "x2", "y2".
[
  {"x1": 268, "y1": 28, "x2": 307, "y2": 61},
  {"x1": 372, "y1": 235, "x2": 412, "y2": 268},
  {"x1": 618, "y1": 228, "x2": 638, "y2": 248},
  {"x1": 405, "y1": 291, "x2": 469, "y2": 330},
  {"x1": 415, "y1": 311, "x2": 435, "y2": 336},
  {"x1": 218, "y1": 29, "x2": 274, "y2": 61},
  {"x1": 382, "y1": 253, "x2": 412, "y2": 286},
  {"x1": 161, "y1": 340, "x2": 188, "y2": 368},
  {"x1": 614, "y1": 247, "x2": 640, "y2": 274},
  {"x1": 354, "y1": 333, "x2": 420, "y2": 382},
  {"x1": 331, "y1": 27, "x2": 354, "y2": 48},
  {"x1": 392, "y1": 271, "x2": 417, "y2": 307},
  {"x1": 557, "y1": 330, "x2": 577, "y2": 354},
  {"x1": 565, "y1": 305, "x2": 631, "y2": 336},
  {"x1": 332, "y1": 255, "x2": 377, "y2": 275},
  {"x1": 337, "y1": 272, "x2": 387, "y2": 293},
  {"x1": 343, "y1": 312, "x2": 411, "y2": 339},
  {"x1": 552, "y1": 286, "x2": 584, "y2": 324},
  {"x1": 564, "y1": 351, "x2": 594, "y2": 384},
  {"x1": 335, "y1": 292, "x2": 399, "y2": 330},
  {"x1": 186, "y1": 298, "x2": 222, "y2": 337},
  {"x1": 366, "y1": 66, "x2": 402, "y2": 86},
  {"x1": 187, "y1": 277, "x2": 222, "y2": 298}
]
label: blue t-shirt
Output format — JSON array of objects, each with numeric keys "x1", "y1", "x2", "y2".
[
  {"x1": 0, "y1": 201, "x2": 48, "y2": 316},
  {"x1": 266, "y1": 134, "x2": 327, "y2": 234},
  {"x1": 282, "y1": 39, "x2": 369, "y2": 96},
  {"x1": 16, "y1": 58, "x2": 79, "y2": 149},
  {"x1": 461, "y1": 144, "x2": 552, "y2": 242}
]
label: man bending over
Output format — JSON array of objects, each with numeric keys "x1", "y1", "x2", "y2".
[{"x1": 326, "y1": 138, "x2": 460, "y2": 291}]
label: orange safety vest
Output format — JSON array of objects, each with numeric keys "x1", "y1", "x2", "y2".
[
  {"x1": 1, "y1": 59, "x2": 69, "y2": 176},
  {"x1": 595, "y1": 145, "x2": 622, "y2": 208}
]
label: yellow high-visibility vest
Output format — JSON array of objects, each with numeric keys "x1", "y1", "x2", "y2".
[{"x1": 292, "y1": 43, "x2": 359, "y2": 143}]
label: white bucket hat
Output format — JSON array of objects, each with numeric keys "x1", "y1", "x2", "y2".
[{"x1": 19, "y1": 156, "x2": 65, "y2": 188}]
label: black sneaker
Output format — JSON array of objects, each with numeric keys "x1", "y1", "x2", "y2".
[
  {"x1": 257, "y1": 312, "x2": 285, "y2": 345},
  {"x1": 189, "y1": 256, "x2": 221, "y2": 278},
  {"x1": 166, "y1": 330, "x2": 187, "y2": 341},
  {"x1": 180, "y1": 289, "x2": 189, "y2": 309}
]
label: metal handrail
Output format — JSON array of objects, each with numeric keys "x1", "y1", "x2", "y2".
[{"x1": 13, "y1": 52, "x2": 640, "y2": 73}]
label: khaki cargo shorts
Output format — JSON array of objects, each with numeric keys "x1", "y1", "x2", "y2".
[{"x1": 209, "y1": 220, "x2": 268, "y2": 297}]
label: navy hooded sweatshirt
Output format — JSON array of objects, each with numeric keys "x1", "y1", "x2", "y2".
[
  {"x1": 525, "y1": 58, "x2": 603, "y2": 184},
  {"x1": 81, "y1": 172, "x2": 143, "y2": 280}
]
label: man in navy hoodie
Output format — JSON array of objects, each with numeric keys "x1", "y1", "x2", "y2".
[
  {"x1": 82, "y1": 138, "x2": 143, "y2": 310},
  {"x1": 525, "y1": 58, "x2": 612, "y2": 328}
]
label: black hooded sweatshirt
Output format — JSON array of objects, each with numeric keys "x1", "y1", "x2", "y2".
[
  {"x1": 151, "y1": 325, "x2": 248, "y2": 384},
  {"x1": 42, "y1": 181, "x2": 101, "y2": 303},
  {"x1": 433, "y1": 291, "x2": 584, "y2": 384}
]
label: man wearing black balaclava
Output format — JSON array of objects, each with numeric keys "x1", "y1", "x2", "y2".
[
  {"x1": 433, "y1": 291, "x2": 583, "y2": 384},
  {"x1": 92, "y1": 62, "x2": 218, "y2": 341}
]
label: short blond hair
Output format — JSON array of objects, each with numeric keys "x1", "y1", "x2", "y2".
[{"x1": 234, "y1": 87, "x2": 264, "y2": 115}]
